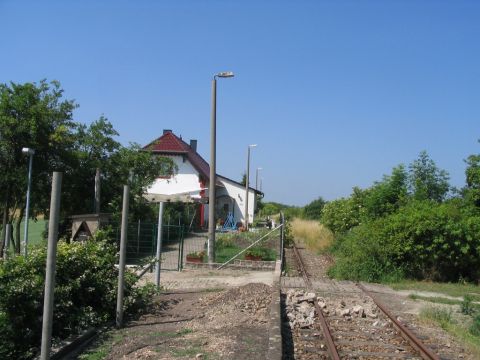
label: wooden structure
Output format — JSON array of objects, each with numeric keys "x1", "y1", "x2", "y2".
[{"x1": 71, "y1": 213, "x2": 111, "y2": 241}]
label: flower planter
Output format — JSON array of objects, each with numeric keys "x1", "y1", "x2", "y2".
[
  {"x1": 186, "y1": 256, "x2": 203, "y2": 263},
  {"x1": 245, "y1": 254, "x2": 262, "y2": 261}
]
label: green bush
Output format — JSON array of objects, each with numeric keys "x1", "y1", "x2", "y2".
[
  {"x1": 329, "y1": 200, "x2": 480, "y2": 282},
  {"x1": 470, "y1": 313, "x2": 480, "y2": 336},
  {"x1": 245, "y1": 246, "x2": 276, "y2": 261},
  {"x1": 0, "y1": 239, "x2": 144, "y2": 359},
  {"x1": 462, "y1": 295, "x2": 475, "y2": 316}
]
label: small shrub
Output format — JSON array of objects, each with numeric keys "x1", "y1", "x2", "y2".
[
  {"x1": 421, "y1": 306, "x2": 453, "y2": 329},
  {"x1": 186, "y1": 251, "x2": 205, "y2": 259},
  {"x1": 245, "y1": 246, "x2": 276, "y2": 261},
  {"x1": 470, "y1": 313, "x2": 480, "y2": 336},
  {"x1": 462, "y1": 295, "x2": 475, "y2": 316}
]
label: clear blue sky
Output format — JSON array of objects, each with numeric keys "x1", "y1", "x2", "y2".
[{"x1": 1, "y1": 1, "x2": 479, "y2": 206}]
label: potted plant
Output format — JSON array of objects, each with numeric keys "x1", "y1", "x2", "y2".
[{"x1": 186, "y1": 251, "x2": 205, "y2": 263}]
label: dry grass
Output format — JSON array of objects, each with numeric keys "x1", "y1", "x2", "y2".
[{"x1": 291, "y1": 218, "x2": 334, "y2": 253}]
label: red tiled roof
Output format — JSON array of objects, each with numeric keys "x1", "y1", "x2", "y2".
[{"x1": 143, "y1": 131, "x2": 210, "y2": 179}]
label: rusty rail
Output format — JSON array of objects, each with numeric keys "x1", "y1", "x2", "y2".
[
  {"x1": 292, "y1": 243, "x2": 340, "y2": 360},
  {"x1": 291, "y1": 241, "x2": 440, "y2": 360},
  {"x1": 357, "y1": 283, "x2": 440, "y2": 360}
]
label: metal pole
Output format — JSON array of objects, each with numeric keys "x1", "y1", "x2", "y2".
[
  {"x1": 95, "y1": 168, "x2": 101, "y2": 215},
  {"x1": 280, "y1": 212, "x2": 285, "y2": 263},
  {"x1": 40, "y1": 172, "x2": 62, "y2": 360},
  {"x1": 155, "y1": 201, "x2": 164, "y2": 288},
  {"x1": 116, "y1": 184, "x2": 129, "y2": 328},
  {"x1": 208, "y1": 77, "x2": 217, "y2": 264},
  {"x1": 137, "y1": 219, "x2": 141, "y2": 255},
  {"x1": 167, "y1": 215, "x2": 170, "y2": 241},
  {"x1": 23, "y1": 153, "x2": 34, "y2": 257},
  {"x1": 245, "y1": 146, "x2": 250, "y2": 231},
  {"x1": 256, "y1": 168, "x2": 260, "y2": 190},
  {"x1": 3, "y1": 224, "x2": 11, "y2": 259}
]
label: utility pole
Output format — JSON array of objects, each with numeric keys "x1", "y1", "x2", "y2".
[
  {"x1": 244, "y1": 144, "x2": 257, "y2": 231},
  {"x1": 208, "y1": 71, "x2": 234, "y2": 264}
]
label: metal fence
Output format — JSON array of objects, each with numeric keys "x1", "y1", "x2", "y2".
[
  {"x1": 114, "y1": 221, "x2": 211, "y2": 270},
  {"x1": 114, "y1": 214, "x2": 284, "y2": 271},
  {"x1": 114, "y1": 221, "x2": 184, "y2": 270}
]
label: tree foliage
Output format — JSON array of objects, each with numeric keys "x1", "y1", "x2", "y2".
[
  {"x1": 0, "y1": 80, "x2": 175, "y2": 250},
  {"x1": 322, "y1": 146, "x2": 480, "y2": 283},
  {"x1": 408, "y1": 150, "x2": 450, "y2": 202},
  {"x1": 302, "y1": 197, "x2": 326, "y2": 220},
  {"x1": 465, "y1": 142, "x2": 480, "y2": 206}
]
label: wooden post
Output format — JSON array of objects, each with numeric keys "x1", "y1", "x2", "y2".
[
  {"x1": 40, "y1": 172, "x2": 62, "y2": 360},
  {"x1": 116, "y1": 184, "x2": 129, "y2": 328}
]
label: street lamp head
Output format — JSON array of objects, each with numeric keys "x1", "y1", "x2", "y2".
[
  {"x1": 249, "y1": 144, "x2": 257, "y2": 148},
  {"x1": 257, "y1": 167, "x2": 263, "y2": 171},
  {"x1": 215, "y1": 71, "x2": 235, "y2": 78},
  {"x1": 22, "y1": 147, "x2": 35, "y2": 155}
]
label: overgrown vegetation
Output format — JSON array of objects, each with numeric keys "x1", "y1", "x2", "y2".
[
  {"x1": 0, "y1": 235, "x2": 155, "y2": 359},
  {"x1": 322, "y1": 148, "x2": 480, "y2": 283},
  {"x1": 290, "y1": 218, "x2": 333, "y2": 253}
]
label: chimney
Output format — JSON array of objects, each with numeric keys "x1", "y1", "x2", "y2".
[
  {"x1": 190, "y1": 139, "x2": 197, "y2": 152},
  {"x1": 163, "y1": 129, "x2": 172, "y2": 135}
]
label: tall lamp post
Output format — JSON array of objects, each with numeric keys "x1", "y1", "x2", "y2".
[
  {"x1": 255, "y1": 167, "x2": 263, "y2": 190},
  {"x1": 244, "y1": 144, "x2": 257, "y2": 231},
  {"x1": 22, "y1": 147, "x2": 35, "y2": 257},
  {"x1": 209, "y1": 71, "x2": 234, "y2": 264}
]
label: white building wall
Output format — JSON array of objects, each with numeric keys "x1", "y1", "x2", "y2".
[
  {"x1": 145, "y1": 155, "x2": 258, "y2": 227},
  {"x1": 217, "y1": 177, "x2": 256, "y2": 225},
  {"x1": 146, "y1": 155, "x2": 202, "y2": 196}
]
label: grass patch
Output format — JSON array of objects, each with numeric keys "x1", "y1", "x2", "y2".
[
  {"x1": 202, "y1": 287, "x2": 224, "y2": 293},
  {"x1": 389, "y1": 280, "x2": 480, "y2": 300},
  {"x1": 150, "y1": 328, "x2": 193, "y2": 338},
  {"x1": 78, "y1": 331, "x2": 128, "y2": 360},
  {"x1": 214, "y1": 245, "x2": 243, "y2": 263},
  {"x1": 420, "y1": 306, "x2": 480, "y2": 357},
  {"x1": 170, "y1": 340, "x2": 210, "y2": 358},
  {"x1": 409, "y1": 294, "x2": 463, "y2": 306},
  {"x1": 290, "y1": 218, "x2": 333, "y2": 253}
]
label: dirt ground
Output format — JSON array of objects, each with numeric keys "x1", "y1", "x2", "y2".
[
  {"x1": 78, "y1": 255, "x2": 476, "y2": 359},
  {"x1": 78, "y1": 269, "x2": 275, "y2": 359}
]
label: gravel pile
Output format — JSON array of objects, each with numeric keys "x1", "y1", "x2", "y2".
[{"x1": 189, "y1": 283, "x2": 272, "y2": 330}]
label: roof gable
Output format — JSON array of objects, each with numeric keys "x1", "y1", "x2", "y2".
[
  {"x1": 143, "y1": 131, "x2": 189, "y2": 153},
  {"x1": 143, "y1": 131, "x2": 210, "y2": 179}
]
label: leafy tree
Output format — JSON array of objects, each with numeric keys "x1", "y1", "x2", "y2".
[
  {"x1": 465, "y1": 141, "x2": 480, "y2": 207},
  {"x1": 408, "y1": 151, "x2": 450, "y2": 202},
  {"x1": 0, "y1": 80, "x2": 77, "y2": 252},
  {"x1": 302, "y1": 197, "x2": 326, "y2": 220},
  {"x1": 240, "y1": 172, "x2": 246, "y2": 186},
  {"x1": 363, "y1": 165, "x2": 408, "y2": 219},
  {"x1": 0, "y1": 80, "x2": 175, "y2": 251},
  {"x1": 321, "y1": 187, "x2": 367, "y2": 234}
]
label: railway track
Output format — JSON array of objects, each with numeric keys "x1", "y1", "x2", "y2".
[{"x1": 283, "y1": 242, "x2": 444, "y2": 360}]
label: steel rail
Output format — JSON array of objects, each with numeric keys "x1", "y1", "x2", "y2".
[
  {"x1": 292, "y1": 243, "x2": 341, "y2": 360},
  {"x1": 356, "y1": 282, "x2": 440, "y2": 360}
]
